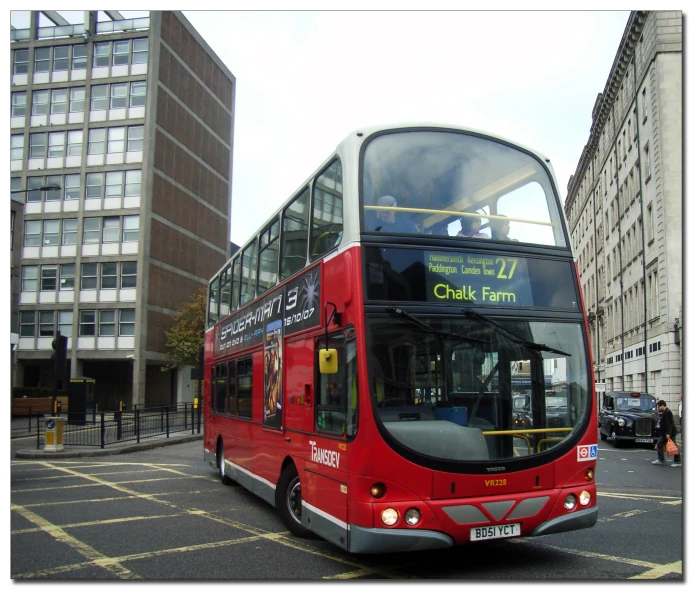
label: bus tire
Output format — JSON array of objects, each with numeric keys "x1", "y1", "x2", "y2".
[
  {"x1": 276, "y1": 464, "x2": 313, "y2": 538},
  {"x1": 217, "y1": 440, "x2": 234, "y2": 485}
]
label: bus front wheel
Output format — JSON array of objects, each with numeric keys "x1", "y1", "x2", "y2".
[
  {"x1": 217, "y1": 441, "x2": 234, "y2": 485},
  {"x1": 276, "y1": 464, "x2": 313, "y2": 538}
]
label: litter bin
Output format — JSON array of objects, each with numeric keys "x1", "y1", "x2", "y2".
[
  {"x1": 45, "y1": 416, "x2": 65, "y2": 452},
  {"x1": 68, "y1": 377, "x2": 95, "y2": 425}
]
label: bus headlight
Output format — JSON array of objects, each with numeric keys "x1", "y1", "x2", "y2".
[
  {"x1": 370, "y1": 483, "x2": 386, "y2": 498},
  {"x1": 579, "y1": 490, "x2": 591, "y2": 506},
  {"x1": 404, "y1": 508, "x2": 421, "y2": 526},
  {"x1": 564, "y1": 494, "x2": 577, "y2": 511},
  {"x1": 381, "y1": 508, "x2": 399, "y2": 526}
]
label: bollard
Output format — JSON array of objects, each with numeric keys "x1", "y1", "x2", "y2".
[{"x1": 44, "y1": 416, "x2": 65, "y2": 452}]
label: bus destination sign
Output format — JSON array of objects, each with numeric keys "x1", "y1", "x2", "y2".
[
  {"x1": 214, "y1": 266, "x2": 321, "y2": 357},
  {"x1": 365, "y1": 247, "x2": 578, "y2": 309},
  {"x1": 425, "y1": 252, "x2": 533, "y2": 306}
]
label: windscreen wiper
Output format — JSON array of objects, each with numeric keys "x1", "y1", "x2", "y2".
[
  {"x1": 385, "y1": 307, "x2": 489, "y2": 346},
  {"x1": 461, "y1": 309, "x2": 571, "y2": 357}
]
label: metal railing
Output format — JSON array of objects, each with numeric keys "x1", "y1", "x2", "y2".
[{"x1": 21, "y1": 403, "x2": 202, "y2": 449}]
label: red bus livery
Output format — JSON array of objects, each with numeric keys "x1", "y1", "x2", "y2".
[{"x1": 204, "y1": 123, "x2": 598, "y2": 553}]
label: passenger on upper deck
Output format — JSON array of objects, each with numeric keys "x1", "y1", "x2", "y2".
[
  {"x1": 457, "y1": 215, "x2": 490, "y2": 239},
  {"x1": 490, "y1": 215, "x2": 517, "y2": 241},
  {"x1": 369, "y1": 195, "x2": 419, "y2": 233}
]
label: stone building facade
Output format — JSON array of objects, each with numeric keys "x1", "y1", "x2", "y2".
[{"x1": 564, "y1": 11, "x2": 682, "y2": 408}]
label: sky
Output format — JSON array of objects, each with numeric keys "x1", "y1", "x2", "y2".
[
  {"x1": 5, "y1": 9, "x2": 642, "y2": 248},
  {"x1": 178, "y1": 10, "x2": 633, "y2": 247}
]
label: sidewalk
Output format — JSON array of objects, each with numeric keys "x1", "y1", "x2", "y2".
[{"x1": 13, "y1": 429, "x2": 203, "y2": 460}]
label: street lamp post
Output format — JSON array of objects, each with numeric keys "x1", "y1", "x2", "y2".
[{"x1": 11, "y1": 183, "x2": 62, "y2": 196}]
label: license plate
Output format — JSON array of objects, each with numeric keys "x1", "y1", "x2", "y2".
[
  {"x1": 470, "y1": 523, "x2": 521, "y2": 542},
  {"x1": 635, "y1": 437, "x2": 653, "y2": 443}
]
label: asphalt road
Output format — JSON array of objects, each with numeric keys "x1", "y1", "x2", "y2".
[{"x1": 10, "y1": 439, "x2": 683, "y2": 580}]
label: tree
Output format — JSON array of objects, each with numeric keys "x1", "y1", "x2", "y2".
[{"x1": 163, "y1": 287, "x2": 206, "y2": 370}]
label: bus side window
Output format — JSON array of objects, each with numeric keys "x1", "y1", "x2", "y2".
[
  {"x1": 209, "y1": 366, "x2": 216, "y2": 413},
  {"x1": 227, "y1": 359, "x2": 236, "y2": 417},
  {"x1": 215, "y1": 362, "x2": 227, "y2": 415},
  {"x1": 208, "y1": 277, "x2": 219, "y2": 328},
  {"x1": 280, "y1": 187, "x2": 309, "y2": 281},
  {"x1": 310, "y1": 159, "x2": 343, "y2": 261},
  {"x1": 237, "y1": 357, "x2": 253, "y2": 419}
]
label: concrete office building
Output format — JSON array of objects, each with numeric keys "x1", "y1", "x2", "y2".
[
  {"x1": 10, "y1": 11, "x2": 235, "y2": 408},
  {"x1": 564, "y1": 11, "x2": 682, "y2": 407}
]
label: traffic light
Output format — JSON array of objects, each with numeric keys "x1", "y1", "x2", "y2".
[{"x1": 52, "y1": 333, "x2": 68, "y2": 368}]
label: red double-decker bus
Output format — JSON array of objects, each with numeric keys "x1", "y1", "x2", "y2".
[{"x1": 204, "y1": 123, "x2": 598, "y2": 553}]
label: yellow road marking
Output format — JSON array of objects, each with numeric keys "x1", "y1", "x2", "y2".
[
  {"x1": 511, "y1": 539, "x2": 658, "y2": 569},
  {"x1": 12, "y1": 513, "x2": 187, "y2": 535},
  {"x1": 11, "y1": 503, "x2": 141, "y2": 579},
  {"x1": 598, "y1": 491, "x2": 681, "y2": 501},
  {"x1": 629, "y1": 561, "x2": 682, "y2": 579}
]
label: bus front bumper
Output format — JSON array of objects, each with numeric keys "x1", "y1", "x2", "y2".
[
  {"x1": 348, "y1": 524, "x2": 455, "y2": 553},
  {"x1": 530, "y1": 505, "x2": 598, "y2": 537}
]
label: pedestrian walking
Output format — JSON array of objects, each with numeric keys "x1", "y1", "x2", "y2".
[{"x1": 653, "y1": 400, "x2": 681, "y2": 467}]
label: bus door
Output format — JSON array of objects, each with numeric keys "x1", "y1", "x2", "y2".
[{"x1": 301, "y1": 330, "x2": 355, "y2": 549}]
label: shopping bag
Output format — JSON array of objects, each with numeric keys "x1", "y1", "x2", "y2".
[{"x1": 665, "y1": 436, "x2": 679, "y2": 456}]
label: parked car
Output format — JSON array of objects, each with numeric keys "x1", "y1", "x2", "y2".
[
  {"x1": 512, "y1": 393, "x2": 532, "y2": 428},
  {"x1": 599, "y1": 391, "x2": 660, "y2": 447}
]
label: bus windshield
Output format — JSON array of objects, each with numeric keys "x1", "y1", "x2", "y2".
[
  {"x1": 362, "y1": 129, "x2": 567, "y2": 247},
  {"x1": 367, "y1": 316, "x2": 589, "y2": 463}
]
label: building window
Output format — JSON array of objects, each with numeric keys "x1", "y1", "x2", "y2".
[
  {"x1": 127, "y1": 126, "x2": 144, "y2": 152},
  {"x1": 119, "y1": 309, "x2": 136, "y2": 336},
  {"x1": 11, "y1": 135, "x2": 24, "y2": 161},
  {"x1": 48, "y1": 132, "x2": 65, "y2": 158},
  {"x1": 69, "y1": 87, "x2": 85, "y2": 113},
  {"x1": 132, "y1": 38, "x2": 149, "y2": 64},
  {"x1": 71, "y1": 44, "x2": 87, "y2": 70},
  {"x1": 22, "y1": 266, "x2": 38, "y2": 291},
  {"x1": 644, "y1": 143, "x2": 651, "y2": 182},
  {"x1": 29, "y1": 134, "x2": 47, "y2": 159},
  {"x1": 34, "y1": 47, "x2": 50, "y2": 73},
  {"x1": 103, "y1": 171, "x2": 123, "y2": 198},
  {"x1": 82, "y1": 218, "x2": 101, "y2": 243},
  {"x1": 129, "y1": 81, "x2": 146, "y2": 107},
  {"x1": 25, "y1": 220, "x2": 42, "y2": 246},
  {"x1": 27, "y1": 176, "x2": 45, "y2": 202},
  {"x1": 58, "y1": 311, "x2": 73, "y2": 337},
  {"x1": 646, "y1": 203, "x2": 654, "y2": 243},
  {"x1": 90, "y1": 85, "x2": 108, "y2": 111},
  {"x1": 88, "y1": 128, "x2": 106, "y2": 155},
  {"x1": 32, "y1": 90, "x2": 49, "y2": 115},
  {"x1": 101, "y1": 263, "x2": 118, "y2": 289},
  {"x1": 43, "y1": 220, "x2": 60, "y2": 246},
  {"x1": 641, "y1": 87, "x2": 648, "y2": 122},
  {"x1": 110, "y1": 83, "x2": 127, "y2": 110},
  {"x1": 13, "y1": 49, "x2": 29, "y2": 75},
  {"x1": 20, "y1": 311, "x2": 35, "y2": 337},
  {"x1": 44, "y1": 175, "x2": 62, "y2": 201},
  {"x1": 102, "y1": 217, "x2": 120, "y2": 243},
  {"x1": 64, "y1": 174, "x2": 81, "y2": 200},
  {"x1": 11, "y1": 92, "x2": 27, "y2": 117},
  {"x1": 122, "y1": 216, "x2": 140, "y2": 242},
  {"x1": 79, "y1": 310, "x2": 96, "y2": 336},
  {"x1": 107, "y1": 127, "x2": 125, "y2": 153},
  {"x1": 125, "y1": 170, "x2": 142, "y2": 197},
  {"x1": 113, "y1": 40, "x2": 130, "y2": 65},
  {"x1": 62, "y1": 218, "x2": 78, "y2": 245},
  {"x1": 67, "y1": 130, "x2": 83, "y2": 157},
  {"x1": 41, "y1": 265, "x2": 57, "y2": 291},
  {"x1": 53, "y1": 46, "x2": 70, "y2": 71},
  {"x1": 121, "y1": 262, "x2": 137, "y2": 288},
  {"x1": 99, "y1": 310, "x2": 116, "y2": 336},
  {"x1": 60, "y1": 264, "x2": 75, "y2": 290},
  {"x1": 50, "y1": 89, "x2": 68, "y2": 115},
  {"x1": 93, "y1": 42, "x2": 110, "y2": 68},
  {"x1": 81, "y1": 263, "x2": 98, "y2": 289}
]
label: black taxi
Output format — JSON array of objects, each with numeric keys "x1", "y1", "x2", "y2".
[{"x1": 598, "y1": 391, "x2": 660, "y2": 447}]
